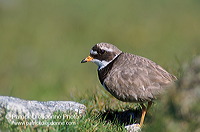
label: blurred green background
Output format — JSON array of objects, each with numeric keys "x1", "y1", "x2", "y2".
[{"x1": 0, "y1": 0, "x2": 199, "y2": 101}]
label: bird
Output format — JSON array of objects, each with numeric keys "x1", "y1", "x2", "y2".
[{"x1": 81, "y1": 42, "x2": 177, "y2": 127}]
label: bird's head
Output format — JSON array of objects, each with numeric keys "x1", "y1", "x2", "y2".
[{"x1": 81, "y1": 42, "x2": 122, "y2": 70}]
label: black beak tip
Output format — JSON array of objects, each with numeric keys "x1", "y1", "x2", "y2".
[{"x1": 81, "y1": 59, "x2": 86, "y2": 63}]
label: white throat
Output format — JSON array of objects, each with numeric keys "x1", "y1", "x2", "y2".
[
  {"x1": 92, "y1": 59, "x2": 110, "y2": 70},
  {"x1": 91, "y1": 54, "x2": 119, "y2": 70}
]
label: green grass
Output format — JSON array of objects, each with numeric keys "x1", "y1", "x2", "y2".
[
  {"x1": 0, "y1": 0, "x2": 200, "y2": 131},
  {"x1": 0, "y1": 90, "x2": 133, "y2": 132}
]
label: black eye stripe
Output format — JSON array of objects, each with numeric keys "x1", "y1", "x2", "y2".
[
  {"x1": 97, "y1": 49, "x2": 105, "y2": 55},
  {"x1": 100, "y1": 49, "x2": 105, "y2": 54},
  {"x1": 92, "y1": 49, "x2": 106, "y2": 55}
]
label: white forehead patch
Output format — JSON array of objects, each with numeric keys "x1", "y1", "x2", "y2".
[{"x1": 90, "y1": 49, "x2": 98, "y2": 55}]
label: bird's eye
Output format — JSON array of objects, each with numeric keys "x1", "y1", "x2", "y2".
[{"x1": 99, "y1": 49, "x2": 105, "y2": 55}]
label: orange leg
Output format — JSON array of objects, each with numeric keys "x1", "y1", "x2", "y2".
[
  {"x1": 139, "y1": 103, "x2": 146, "y2": 127},
  {"x1": 139, "y1": 101, "x2": 152, "y2": 127}
]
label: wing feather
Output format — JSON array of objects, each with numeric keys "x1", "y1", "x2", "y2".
[{"x1": 103, "y1": 53, "x2": 176, "y2": 102}]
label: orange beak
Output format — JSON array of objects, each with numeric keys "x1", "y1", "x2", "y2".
[{"x1": 81, "y1": 56, "x2": 94, "y2": 63}]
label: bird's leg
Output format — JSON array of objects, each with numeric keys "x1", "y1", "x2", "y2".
[
  {"x1": 139, "y1": 101, "x2": 152, "y2": 127},
  {"x1": 139, "y1": 103, "x2": 147, "y2": 127}
]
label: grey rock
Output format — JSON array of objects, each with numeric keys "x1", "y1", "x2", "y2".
[
  {"x1": 0, "y1": 96, "x2": 86, "y2": 123},
  {"x1": 125, "y1": 124, "x2": 141, "y2": 132}
]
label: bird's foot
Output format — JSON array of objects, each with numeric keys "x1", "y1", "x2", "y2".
[{"x1": 125, "y1": 124, "x2": 141, "y2": 132}]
